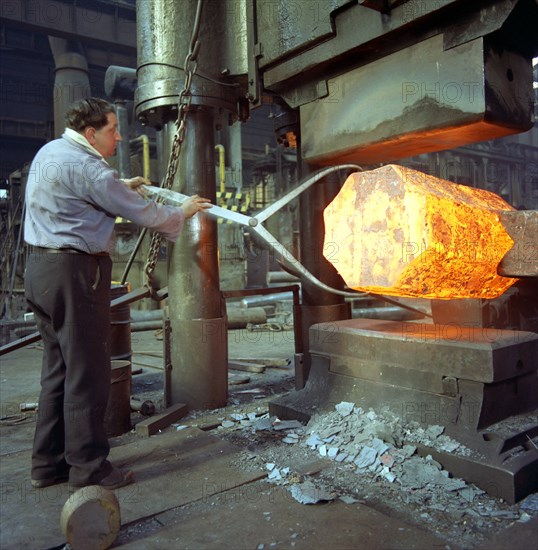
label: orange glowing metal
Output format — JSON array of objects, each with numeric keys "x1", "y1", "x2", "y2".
[{"x1": 323, "y1": 165, "x2": 518, "y2": 299}]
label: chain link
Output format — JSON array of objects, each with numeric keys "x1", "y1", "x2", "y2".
[{"x1": 144, "y1": 1, "x2": 203, "y2": 300}]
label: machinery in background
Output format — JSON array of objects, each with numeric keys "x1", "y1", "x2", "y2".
[{"x1": 1, "y1": 0, "x2": 537, "y2": 502}]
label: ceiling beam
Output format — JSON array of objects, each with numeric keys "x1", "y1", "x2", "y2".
[{"x1": 0, "y1": 0, "x2": 136, "y2": 53}]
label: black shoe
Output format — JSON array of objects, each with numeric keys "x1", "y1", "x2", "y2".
[{"x1": 69, "y1": 467, "x2": 134, "y2": 490}]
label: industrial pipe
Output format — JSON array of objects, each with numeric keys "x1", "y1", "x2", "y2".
[
  {"x1": 48, "y1": 37, "x2": 90, "y2": 138},
  {"x1": 130, "y1": 307, "x2": 267, "y2": 329},
  {"x1": 215, "y1": 144, "x2": 226, "y2": 200},
  {"x1": 104, "y1": 65, "x2": 139, "y2": 181},
  {"x1": 130, "y1": 398, "x2": 155, "y2": 416},
  {"x1": 119, "y1": 135, "x2": 151, "y2": 285},
  {"x1": 239, "y1": 292, "x2": 294, "y2": 309},
  {"x1": 267, "y1": 271, "x2": 300, "y2": 285},
  {"x1": 130, "y1": 321, "x2": 162, "y2": 332},
  {"x1": 104, "y1": 65, "x2": 137, "y2": 100},
  {"x1": 166, "y1": 109, "x2": 227, "y2": 410},
  {"x1": 114, "y1": 101, "x2": 131, "y2": 179},
  {"x1": 352, "y1": 306, "x2": 426, "y2": 321},
  {"x1": 131, "y1": 135, "x2": 151, "y2": 180},
  {"x1": 296, "y1": 162, "x2": 352, "y2": 387}
]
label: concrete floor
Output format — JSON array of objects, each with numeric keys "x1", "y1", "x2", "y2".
[{"x1": 1, "y1": 326, "x2": 537, "y2": 549}]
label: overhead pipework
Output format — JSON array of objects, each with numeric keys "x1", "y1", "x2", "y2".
[{"x1": 48, "y1": 37, "x2": 91, "y2": 138}]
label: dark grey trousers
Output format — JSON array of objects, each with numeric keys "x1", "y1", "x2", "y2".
[{"x1": 25, "y1": 251, "x2": 114, "y2": 485}]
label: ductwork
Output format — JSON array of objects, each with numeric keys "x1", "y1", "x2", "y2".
[{"x1": 48, "y1": 37, "x2": 90, "y2": 138}]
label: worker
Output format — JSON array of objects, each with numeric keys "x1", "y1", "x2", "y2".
[{"x1": 24, "y1": 97, "x2": 211, "y2": 489}]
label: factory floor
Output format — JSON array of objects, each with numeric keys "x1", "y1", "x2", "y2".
[{"x1": 1, "y1": 325, "x2": 537, "y2": 550}]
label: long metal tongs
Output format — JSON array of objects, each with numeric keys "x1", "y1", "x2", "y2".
[
  {"x1": 146, "y1": 165, "x2": 363, "y2": 298},
  {"x1": 145, "y1": 165, "x2": 432, "y2": 318}
]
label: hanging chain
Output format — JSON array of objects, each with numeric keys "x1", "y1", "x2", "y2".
[{"x1": 144, "y1": 0, "x2": 204, "y2": 299}]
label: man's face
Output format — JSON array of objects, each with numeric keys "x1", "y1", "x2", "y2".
[{"x1": 85, "y1": 112, "x2": 122, "y2": 158}]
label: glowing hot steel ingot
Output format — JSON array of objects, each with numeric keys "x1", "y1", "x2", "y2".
[{"x1": 323, "y1": 165, "x2": 518, "y2": 299}]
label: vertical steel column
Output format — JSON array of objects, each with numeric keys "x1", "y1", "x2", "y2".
[
  {"x1": 227, "y1": 122, "x2": 243, "y2": 191},
  {"x1": 114, "y1": 101, "x2": 131, "y2": 179},
  {"x1": 135, "y1": 0, "x2": 247, "y2": 409},
  {"x1": 104, "y1": 66, "x2": 137, "y2": 179},
  {"x1": 166, "y1": 108, "x2": 228, "y2": 409},
  {"x1": 296, "y1": 152, "x2": 351, "y2": 388}
]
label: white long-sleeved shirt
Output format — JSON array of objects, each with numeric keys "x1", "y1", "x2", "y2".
[{"x1": 24, "y1": 131, "x2": 184, "y2": 254}]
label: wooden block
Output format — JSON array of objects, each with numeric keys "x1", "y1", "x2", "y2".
[
  {"x1": 228, "y1": 373, "x2": 251, "y2": 385},
  {"x1": 135, "y1": 403, "x2": 188, "y2": 437},
  {"x1": 228, "y1": 360, "x2": 265, "y2": 373}
]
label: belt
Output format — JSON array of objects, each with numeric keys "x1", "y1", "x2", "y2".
[{"x1": 29, "y1": 246, "x2": 109, "y2": 257}]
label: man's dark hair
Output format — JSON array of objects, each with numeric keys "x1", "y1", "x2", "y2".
[{"x1": 65, "y1": 98, "x2": 115, "y2": 132}]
